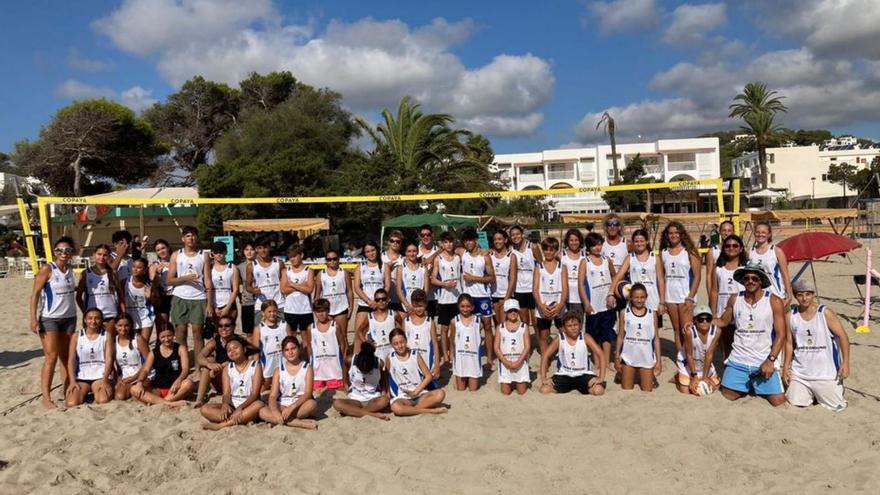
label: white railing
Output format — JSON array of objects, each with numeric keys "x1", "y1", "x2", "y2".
[
  {"x1": 547, "y1": 171, "x2": 575, "y2": 180},
  {"x1": 644, "y1": 164, "x2": 663, "y2": 174},
  {"x1": 667, "y1": 161, "x2": 696, "y2": 171}
]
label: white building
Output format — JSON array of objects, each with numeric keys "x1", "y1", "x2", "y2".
[
  {"x1": 732, "y1": 143, "x2": 880, "y2": 206},
  {"x1": 823, "y1": 136, "x2": 858, "y2": 148},
  {"x1": 493, "y1": 137, "x2": 721, "y2": 214}
]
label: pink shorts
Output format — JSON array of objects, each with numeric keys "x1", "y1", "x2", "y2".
[
  {"x1": 156, "y1": 387, "x2": 170, "y2": 398},
  {"x1": 313, "y1": 379, "x2": 344, "y2": 390}
]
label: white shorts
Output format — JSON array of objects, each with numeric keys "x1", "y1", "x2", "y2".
[{"x1": 786, "y1": 376, "x2": 847, "y2": 412}]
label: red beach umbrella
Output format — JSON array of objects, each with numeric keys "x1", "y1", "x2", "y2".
[{"x1": 777, "y1": 232, "x2": 861, "y2": 262}]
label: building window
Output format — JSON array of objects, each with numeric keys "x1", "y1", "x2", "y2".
[
  {"x1": 520, "y1": 166, "x2": 543, "y2": 177},
  {"x1": 830, "y1": 157, "x2": 837, "y2": 161},
  {"x1": 768, "y1": 153, "x2": 775, "y2": 164},
  {"x1": 770, "y1": 173, "x2": 776, "y2": 184},
  {"x1": 821, "y1": 174, "x2": 828, "y2": 181},
  {"x1": 548, "y1": 163, "x2": 574, "y2": 180},
  {"x1": 667, "y1": 152, "x2": 697, "y2": 171}
]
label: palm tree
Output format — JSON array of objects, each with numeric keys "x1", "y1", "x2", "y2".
[
  {"x1": 729, "y1": 82, "x2": 788, "y2": 190},
  {"x1": 596, "y1": 112, "x2": 619, "y2": 183}
]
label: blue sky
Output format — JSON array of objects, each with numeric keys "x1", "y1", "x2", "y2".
[{"x1": 2, "y1": 0, "x2": 879, "y2": 156}]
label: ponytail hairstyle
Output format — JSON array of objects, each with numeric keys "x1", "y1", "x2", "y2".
[{"x1": 354, "y1": 340, "x2": 379, "y2": 374}]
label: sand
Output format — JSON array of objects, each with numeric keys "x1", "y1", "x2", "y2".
[{"x1": 1, "y1": 248, "x2": 879, "y2": 494}]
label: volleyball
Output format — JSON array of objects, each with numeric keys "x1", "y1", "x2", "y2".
[
  {"x1": 697, "y1": 381, "x2": 713, "y2": 397},
  {"x1": 617, "y1": 281, "x2": 633, "y2": 300}
]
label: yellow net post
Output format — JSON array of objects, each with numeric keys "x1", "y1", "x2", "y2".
[
  {"x1": 37, "y1": 198, "x2": 53, "y2": 264},
  {"x1": 15, "y1": 197, "x2": 40, "y2": 273},
  {"x1": 732, "y1": 179, "x2": 741, "y2": 235},
  {"x1": 714, "y1": 178, "x2": 725, "y2": 221}
]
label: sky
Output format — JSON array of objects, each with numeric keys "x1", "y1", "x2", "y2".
[{"x1": 2, "y1": 0, "x2": 880, "y2": 156}]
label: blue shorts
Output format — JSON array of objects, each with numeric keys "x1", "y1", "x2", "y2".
[
  {"x1": 721, "y1": 360, "x2": 784, "y2": 396},
  {"x1": 585, "y1": 310, "x2": 617, "y2": 345},
  {"x1": 472, "y1": 297, "x2": 494, "y2": 317}
]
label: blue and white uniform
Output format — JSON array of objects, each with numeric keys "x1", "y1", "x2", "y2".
[
  {"x1": 419, "y1": 244, "x2": 439, "y2": 303},
  {"x1": 751, "y1": 244, "x2": 785, "y2": 298},
  {"x1": 41, "y1": 263, "x2": 76, "y2": 319},
  {"x1": 357, "y1": 263, "x2": 384, "y2": 307},
  {"x1": 498, "y1": 322, "x2": 529, "y2": 383},
  {"x1": 676, "y1": 324, "x2": 719, "y2": 377},
  {"x1": 787, "y1": 305, "x2": 846, "y2": 410},
  {"x1": 253, "y1": 259, "x2": 284, "y2": 307},
  {"x1": 283, "y1": 266, "x2": 312, "y2": 315},
  {"x1": 278, "y1": 361, "x2": 310, "y2": 407},
  {"x1": 537, "y1": 262, "x2": 565, "y2": 319},
  {"x1": 513, "y1": 242, "x2": 536, "y2": 295},
  {"x1": 111, "y1": 252, "x2": 133, "y2": 285},
  {"x1": 556, "y1": 333, "x2": 594, "y2": 377},
  {"x1": 714, "y1": 265, "x2": 743, "y2": 317},
  {"x1": 405, "y1": 316, "x2": 435, "y2": 371},
  {"x1": 320, "y1": 268, "x2": 349, "y2": 315},
  {"x1": 211, "y1": 263, "x2": 235, "y2": 309},
  {"x1": 125, "y1": 278, "x2": 155, "y2": 329},
  {"x1": 381, "y1": 251, "x2": 403, "y2": 307},
  {"x1": 562, "y1": 251, "x2": 585, "y2": 305},
  {"x1": 601, "y1": 238, "x2": 628, "y2": 272},
  {"x1": 453, "y1": 315, "x2": 482, "y2": 378},
  {"x1": 436, "y1": 254, "x2": 462, "y2": 304},
  {"x1": 309, "y1": 322, "x2": 344, "y2": 382},
  {"x1": 258, "y1": 321, "x2": 286, "y2": 379},
  {"x1": 584, "y1": 256, "x2": 611, "y2": 313},
  {"x1": 399, "y1": 262, "x2": 427, "y2": 304},
  {"x1": 662, "y1": 248, "x2": 693, "y2": 304},
  {"x1": 75, "y1": 329, "x2": 107, "y2": 381},
  {"x1": 228, "y1": 360, "x2": 258, "y2": 407},
  {"x1": 367, "y1": 310, "x2": 396, "y2": 361},
  {"x1": 85, "y1": 268, "x2": 118, "y2": 319},
  {"x1": 490, "y1": 250, "x2": 513, "y2": 299},
  {"x1": 348, "y1": 356, "x2": 383, "y2": 402},
  {"x1": 461, "y1": 251, "x2": 492, "y2": 317},
  {"x1": 619, "y1": 307, "x2": 657, "y2": 368},
  {"x1": 629, "y1": 252, "x2": 660, "y2": 310},
  {"x1": 721, "y1": 289, "x2": 784, "y2": 396},
  {"x1": 172, "y1": 249, "x2": 206, "y2": 300},
  {"x1": 389, "y1": 352, "x2": 428, "y2": 403},
  {"x1": 115, "y1": 336, "x2": 144, "y2": 379}
]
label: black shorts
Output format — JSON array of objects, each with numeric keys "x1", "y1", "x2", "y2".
[
  {"x1": 241, "y1": 304, "x2": 255, "y2": 334},
  {"x1": 284, "y1": 312, "x2": 314, "y2": 332},
  {"x1": 437, "y1": 303, "x2": 459, "y2": 326},
  {"x1": 38, "y1": 316, "x2": 77, "y2": 334},
  {"x1": 388, "y1": 302, "x2": 405, "y2": 312},
  {"x1": 552, "y1": 374, "x2": 596, "y2": 394},
  {"x1": 585, "y1": 310, "x2": 617, "y2": 345},
  {"x1": 492, "y1": 296, "x2": 505, "y2": 305},
  {"x1": 427, "y1": 300, "x2": 438, "y2": 318},
  {"x1": 357, "y1": 305, "x2": 374, "y2": 314},
  {"x1": 514, "y1": 292, "x2": 536, "y2": 310},
  {"x1": 536, "y1": 317, "x2": 563, "y2": 331},
  {"x1": 158, "y1": 294, "x2": 173, "y2": 314},
  {"x1": 331, "y1": 308, "x2": 349, "y2": 318}
]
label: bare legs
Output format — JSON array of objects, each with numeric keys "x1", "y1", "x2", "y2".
[
  {"x1": 389, "y1": 390, "x2": 448, "y2": 416},
  {"x1": 455, "y1": 376, "x2": 479, "y2": 391},
  {"x1": 38, "y1": 331, "x2": 70, "y2": 408},
  {"x1": 500, "y1": 382, "x2": 528, "y2": 395},
  {"x1": 332, "y1": 396, "x2": 391, "y2": 420},
  {"x1": 620, "y1": 365, "x2": 655, "y2": 391},
  {"x1": 65, "y1": 379, "x2": 113, "y2": 407},
  {"x1": 131, "y1": 380, "x2": 193, "y2": 407},
  {"x1": 259, "y1": 399, "x2": 319, "y2": 429},
  {"x1": 200, "y1": 401, "x2": 264, "y2": 430}
]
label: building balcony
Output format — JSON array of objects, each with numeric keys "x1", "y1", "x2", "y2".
[
  {"x1": 547, "y1": 171, "x2": 575, "y2": 181},
  {"x1": 667, "y1": 161, "x2": 697, "y2": 172},
  {"x1": 519, "y1": 174, "x2": 545, "y2": 183},
  {"x1": 644, "y1": 164, "x2": 663, "y2": 174}
]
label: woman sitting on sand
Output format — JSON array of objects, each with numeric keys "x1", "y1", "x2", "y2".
[
  {"x1": 259, "y1": 336, "x2": 318, "y2": 429},
  {"x1": 65, "y1": 308, "x2": 114, "y2": 407},
  {"x1": 387, "y1": 329, "x2": 447, "y2": 417},
  {"x1": 333, "y1": 341, "x2": 391, "y2": 420},
  {"x1": 200, "y1": 336, "x2": 264, "y2": 430},
  {"x1": 195, "y1": 315, "x2": 259, "y2": 405},
  {"x1": 113, "y1": 313, "x2": 149, "y2": 401},
  {"x1": 131, "y1": 326, "x2": 193, "y2": 407}
]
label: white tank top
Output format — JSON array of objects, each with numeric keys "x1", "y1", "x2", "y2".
[
  {"x1": 662, "y1": 248, "x2": 692, "y2": 304},
  {"x1": 461, "y1": 250, "x2": 491, "y2": 298},
  {"x1": 211, "y1": 263, "x2": 235, "y2": 308},
  {"x1": 115, "y1": 336, "x2": 143, "y2": 379},
  {"x1": 620, "y1": 307, "x2": 657, "y2": 368},
  {"x1": 711, "y1": 245, "x2": 722, "y2": 265},
  {"x1": 436, "y1": 254, "x2": 462, "y2": 304},
  {"x1": 284, "y1": 266, "x2": 312, "y2": 314},
  {"x1": 714, "y1": 265, "x2": 744, "y2": 317},
  {"x1": 453, "y1": 315, "x2": 482, "y2": 378},
  {"x1": 228, "y1": 360, "x2": 258, "y2": 407},
  {"x1": 676, "y1": 324, "x2": 719, "y2": 377},
  {"x1": 367, "y1": 310, "x2": 396, "y2": 361},
  {"x1": 41, "y1": 263, "x2": 77, "y2": 319},
  {"x1": 629, "y1": 252, "x2": 659, "y2": 310},
  {"x1": 405, "y1": 316, "x2": 434, "y2": 366},
  {"x1": 561, "y1": 251, "x2": 584, "y2": 304},
  {"x1": 153, "y1": 260, "x2": 172, "y2": 295},
  {"x1": 310, "y1": 322, "x2": 343, "y2": 381},
  {"x1": 75, "y1": 328, "x2": 107, "y2": 381},
  {"x1": 358, "y1": 262, "x2": 384, "y2": 307},
  {"x1": 389, "y1": 351, "x2": 427, "y2": 400},
  {"x1": 348, "y1": 356, "x2": 382, "y2": 402},
  {"x1": 382, "y1": 251, "x2": 402, "y2": 304},
  {"x1": 253, "y1": 260, "x2": 284, "y2": 307},
  {"x1": 585, "y1": 256, "x2": 611, "y2": 313},
  {"x1": 320, "y1": 268, "x2": 349, "y2": 314},
  {"x1": 556, "y1": 333, "x2": 593, "y2": 377},
  {"x1": 491, "y1": 250, "x2": 513, "y2": 298},
  {"x1": 172, "y1": 249, "x2": 206, "y2": 300},
  {"x1": 125, "y1": 278, "x2": 155, "y2": 329},
  {"x1": 86, "y1": 268, "x2": 118, "y2": 318},
  {"x1": 790, "y1": 306, "x2": 840, "y2": 380},
  {"x1": 400, "y1": 262, "x2": 426, "y2": 303},
  {"x1": 601, "y1": 239, "x2": 628, "y2": 271},
  {"x1": 419, "y1": 244, "x2": 438, "y2": 301},
  {"x1": 730, "y1": 290, "x2": 776, "y2": 367},
  {"x1": 751, "y1": 244, "x2": 784, "y2": 297},
  {"x1": 258, "y1": 321, "x2": 286, "y2": 378},
  {"x1": 537, "y1": 262, "x2": 564, "y2": 317},
  {"x1": 498, "y1": 322, "x2": 527, "y2": 362},
  {"x1": 278, "y1": 361, "x2": 310, "y2": 406},
  {"x1": 513, "y1": 242, "x2": 536, "y2": 293}
]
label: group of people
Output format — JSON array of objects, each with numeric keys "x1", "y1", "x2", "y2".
[{"x1": 29, "y1": 216, "x2": 852, "y2": 430}]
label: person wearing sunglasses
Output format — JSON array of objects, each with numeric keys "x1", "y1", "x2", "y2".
[
  {"x1": 705, "y1": 220, "x2": 735, "y2": 294},
  {"x1": 195, "y1": 315, "x2": 248, "y2": 405},
  {"x1": 76, "y1": 243, "x2": 125, "y2": 337},
  {"x1": 382, "y1": 230, "x2": 405, "y2": 312},
  {"x1": 713, "y1": 261, "x2": 787, "y2": 406},
  {"x1": 709, "y1": 234, "x2": 747, "y2": 359},
  {"x1": 30, "y1": 236, "x2": 79, "y2": 408},
  {"x1": 355, "y1": 288, "x2": 401, "y2": 362},
  {"x1": 315, "y1": 248, "x2": 353, "y2": 349},
  {"x1": 750, "y1": 221, "x2": 793, "y2": 306},
  {"x1": 600, "y1": 214, "x2": 629, "y2": 274},
  {"x1": 676, "y1": 305, "x2": 721, "y2": 395},
  {"x1": 784, "y1": 279, "x2": 850, "y2": 411},
  {"x1": 417, "y1": 224, "x2": 440, "y2": 318}
]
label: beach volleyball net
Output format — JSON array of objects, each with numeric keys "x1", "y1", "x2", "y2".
[{"x1": 16, "y1": 177, "x2": 737, "y2": 271}]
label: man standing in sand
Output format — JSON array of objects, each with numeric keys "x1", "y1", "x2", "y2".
[
  {"x1": 713, "y1": 262, "x2": 786, "y2": 407},
  {"x1": 165, "y1": 226, "x2": 213, "y2": 356}
]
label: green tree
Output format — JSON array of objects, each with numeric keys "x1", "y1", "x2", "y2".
[
  {"x1": 596, "y1": 112, "x2": 619, "y2": 182},
  {"x1": 601, "y1": 153, "x2": 655, "y2": 211},
  {"x1": 14, "y1": 99, "x2": 159, "y2": 196},
  {"x1": 144, "y1": 76, "x2": 240, "y2": 185},
  {"x1": 729, "y1": 82, "x2": 788, "y2": 190},
  {"x1": 239, "y1": 71, "x2": 298, "y2": 111}
]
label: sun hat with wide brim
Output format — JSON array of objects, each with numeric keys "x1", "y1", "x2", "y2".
[{"x1": 733, "y1": 261, "x2": 772, "y2": 289}]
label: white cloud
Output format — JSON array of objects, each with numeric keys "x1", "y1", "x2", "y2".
[
  {"x1": 586, "y1": 0, "x2": 659, "y2": 34},
  {"x1": 65, "y1": 49, "x2": 111, "y2": 72},
  {"x1": 94, "y1": 3, "x2": 554, "y2": 137},
  {"x1": 662, "y1": 3, "x2": 726, "y2": 45},
  {"x1": 460, "y1": 113, "x2": 544, "y2": 137},
  {"x1": 53, "y1": 80, "x2": 157, "y2": 113}
]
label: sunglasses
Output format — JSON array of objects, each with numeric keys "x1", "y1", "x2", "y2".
[
  {"x1": 326, "y1": 257, "x2": 339, "y2": 262},
  {"x1": 389, "y1": 239, "x2": 402, "y2": 244},
  {"x1": 606, "y1": 221, "x2": 621, "y2": 227},
  {"x1": 420, "y1": 233, "x2": 432, "y2": 237},
  {"x1": 743, "y1": 275, "x2": 761, "y2": 283},
  {"x1": 217, "y1": 323, "x2": 233, "y2": 328},
  {"x1": 54, "y1": 247, "x2": 74, "y2": 254},
  {"x1": 723, "y1": 243, "x2": 740, "y2": 249},
  {"x1": 374, "y1": 297, "x2": 389, "y2": 302},
  {"x1": 695, "y1": 316, "x2": 712, "y2": 323}
]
